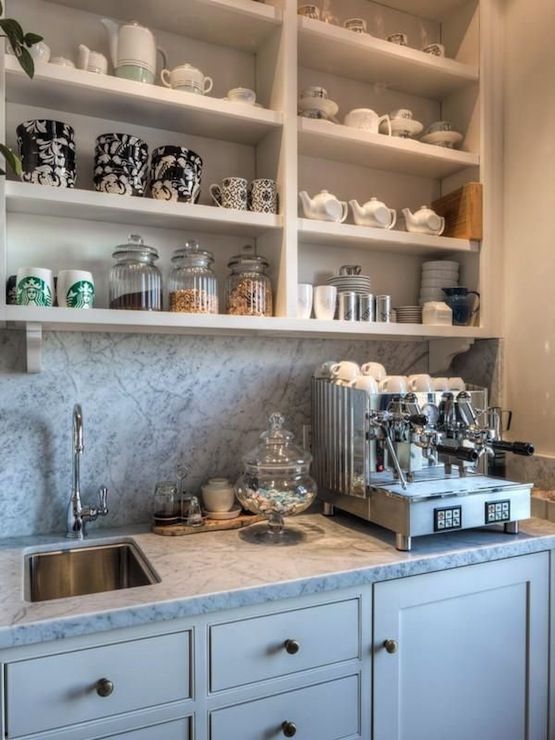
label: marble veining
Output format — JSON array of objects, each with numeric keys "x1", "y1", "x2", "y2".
[{"x1": 0, "y1": 514, "x2": 553, "y2": 649}]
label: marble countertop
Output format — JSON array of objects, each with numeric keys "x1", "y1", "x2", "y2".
[{"x1": 2, "y1": 513, "x2": 555, "y2": 650}]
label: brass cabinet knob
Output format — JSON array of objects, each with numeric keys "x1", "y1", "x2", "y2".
[
  {"x1": 383, "y1": 639, "x2": 398, "y2": 654},
  {"x1": 282, "y1": 721, "x2": 297, "y2": 737},
  {"x1": 96, "y1": 678, "x2": 114, "y2": 697},
  {"x1": 284, "y1": 639, "x2": 300, "y2": 655}
]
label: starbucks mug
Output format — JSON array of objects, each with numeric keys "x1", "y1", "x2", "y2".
[
  {"x1": 16, "y1": 267, "x2": 54, "y2": 307},
  {"x1": 57, "y1": 270, "x2": 95, "y2": 308}
]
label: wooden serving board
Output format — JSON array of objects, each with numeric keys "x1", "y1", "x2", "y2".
[
  {"x1": 432, "y1": 182, "x2": 483, "y2": 240},
  {"x1": 152, "y1": 512, "x2": 264, "y2": 536}
]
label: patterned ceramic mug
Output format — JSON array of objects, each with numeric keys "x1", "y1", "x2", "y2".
[
  {"x1": 94, "y1": 133, "x2": 149, "y2": 197},
  {"x1": 248, "y1": 178, "x2": 278, "y2": 214},
  {"x1": 150, "y1": 146, "x2": 203, "y2": 202},
  {"x1": 16, "y1": 119, "x2": 76, "y2": 188},
  {"x1": 16, "y1": 267, "x2": 54, "y2": 307},
  {"x1": 57, "y1": 270, "x2": 95, "y2": 309},
  {"x1": 210, "y1": 177, "x2": 248, "y2": 210}
]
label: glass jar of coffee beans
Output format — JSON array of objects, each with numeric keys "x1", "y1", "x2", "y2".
[
  {"x1": 168, "y1": 241, "x2": 219, "y2": 314},
  {"x1": 225, "y1": 245, "x2": 273, "y2": 316}
]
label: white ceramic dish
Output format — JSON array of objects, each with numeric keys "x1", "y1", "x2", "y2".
[
  {"x1": 420, "y1": 130, "x2": 463, "y2": 148},
  {"x1": 206, "y1": 507, "x2": 242, "y2": 520},
  {"x1": 382, "y1": 118, "x2": 424, "y2": 138},
  {"x1": 423, "y1": 260, "x2": 459, "y2": 269},
  {"x1": 298, "y1": 96, "x2": 339, "y2": 119}
]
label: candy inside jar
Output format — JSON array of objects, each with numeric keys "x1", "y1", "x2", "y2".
[{"x1": 235, "y1": 412, "x2": 317, "y2": 544}]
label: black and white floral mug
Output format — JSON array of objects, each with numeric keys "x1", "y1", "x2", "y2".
[
  {"x1": 248, "y1": 178, "x2": 278, "y2": 214},
  {"x1": 209, "y1": 177, "x2": 248, "y2": 210},
  {"x1": 16, "y1": 119, "x2": 76, "y2": 188},
  {"x1": 150, "y1": 146, "x2": 203, "y2": 202},
  {"x1": 94, "y1": 133, "x2": 149, "y2": 197}
]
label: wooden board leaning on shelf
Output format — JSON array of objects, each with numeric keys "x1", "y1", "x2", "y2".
[{"x1": 432, "y1": 183, "x2": 483, "y2": 241}]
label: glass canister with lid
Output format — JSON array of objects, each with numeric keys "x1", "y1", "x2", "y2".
[
  {"x1": 234, "y1": 412, "x2": 317, "y2": 543},
  {"x1": 168, "y1": 240, "x2": 219, "y2": 314},
  {"x1": 109, "y1": 234, "x2": 162, "y2": 310},
  {"x1": 225, "y1": 244, "x2": 273, "y2": 317}
]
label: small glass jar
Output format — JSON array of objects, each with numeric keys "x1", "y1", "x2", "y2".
[
  {"x1": 225, "y1": 245, "x2": 273, "y2": 317},
  {"x1": 168, "y1": 241, "x2": 218, "y2": 314},
  {"x1": 109, "y1": 234, "x2": 162, "y2": 311},
  {"x1": 152, "y1": 481, "x2": 179, "y2": 526}
]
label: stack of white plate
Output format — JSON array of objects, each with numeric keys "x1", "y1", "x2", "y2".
[
  {"x1": 328, "y1": 273, "x2": 371, "y2": 294},
  {"x1": 396, "y1": 305, "x2": 422, "y2": 324},
  {"x1": 419, "y1": 260, "x2": 459, "y2": 306}
]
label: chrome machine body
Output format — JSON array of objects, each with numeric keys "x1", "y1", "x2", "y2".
[{"x1": 312, "y1": 379, "x2": 535, "y2": 551}]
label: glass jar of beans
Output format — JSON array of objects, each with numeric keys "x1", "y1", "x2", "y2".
[
  {"x1": 168, "y1": 241, "x2": 219, "y2": 314},
  {"x1": 225, "y1": 245, "x2": 273, "y2": 317}
]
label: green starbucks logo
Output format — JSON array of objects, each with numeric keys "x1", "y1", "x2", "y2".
[
  {"x1": 17, "y1": 276, "x2": 52, "y2": 306},
  {"x1": 66, "y1": 280, "x2": 94, "y2": 309}
]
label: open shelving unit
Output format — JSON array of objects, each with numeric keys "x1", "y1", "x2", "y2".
[{"x1": 0, "y1": 0, "x2": 503, "y2": 371}]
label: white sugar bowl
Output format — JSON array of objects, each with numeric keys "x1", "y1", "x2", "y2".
[{"x1": 201, "y1": 477, "x2": 236, "y2": 512}]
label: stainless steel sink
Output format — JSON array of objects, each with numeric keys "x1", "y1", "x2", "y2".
[{"x1": 26, "y1": 541, "x2": 160, "y2": 602}]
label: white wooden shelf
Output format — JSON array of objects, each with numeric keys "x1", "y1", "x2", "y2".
[
  {"x1": 6, "y1": 57, "x2": 282, "y2": 146},
  {"x1": 44, "y1": 0, "x2": 282, "y2": 52},
  {"x1": 298, "y1": 118, "x2": 480, "y2": 179},
  {"x1": 3, "y1": 306, "x2": 494, "y2": 340},
  {"x1": 298, "y1": 18, "x2": 479, "y2": 99},
  {"x1": 298, "y1": 219, "x2": 479, "y2": 256},
  {"x1": 5, "y1": 182, "x2": 282, "y2": 236}
]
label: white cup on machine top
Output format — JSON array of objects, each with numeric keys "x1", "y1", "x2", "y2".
[
  {"x1": 379, "y1": 375, "x2": 408, "y2": 394},
  {"x1": 432, "y1": 377, "x2": 450, "y2": 391},
  {"x1": 449, "y1": 377, "x2": 467, "y2": 391},
  {"x1": 350, "y1": 375, "x2": 379, "y2": 394},
  {"x1": 297, "y1": 283, "x2": 313, "y2": 319},
  {"x1": 330, "y1": 361, "x2": 361, "y2": 383},
  {"x1": 408, "y1": 374, "x2": 434, "y2": 392},
  {"x1": 361, "y1": 362, "x2": 386, "y2": 381}
]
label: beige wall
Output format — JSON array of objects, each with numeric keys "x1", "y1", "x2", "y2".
[{"x1": 503, "y1": 0, "x2": 555, "y2": 457}]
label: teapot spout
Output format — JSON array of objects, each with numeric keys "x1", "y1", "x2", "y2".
[
  {"x1": 349, "y1": 200, "x2": 363, "y2": 219},
  {"x1": 402, "y1": 207, "x2": 416, "y2": 225},
  {"x1": 299, "y1": 190, "x2": 314, "y2": 217},
  {"x1": 100, "y1": 17, "x2": 119, "y2": 67},
  {"x1": 76, "y1": 44, "x2": 90, "y2": 71}
]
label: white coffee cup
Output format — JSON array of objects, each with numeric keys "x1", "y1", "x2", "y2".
[
  {"x1": 297, "y1": 283, "x2": 313, "y2": 319},
  {"x1": 16, "y1": 267, "x2": 54, "y2": 307},
  {"x1": 330, "y1": 361, "x2": 361, "y2": 382},
  {"x1": 361, "y1": 362, "x2": 386, "y2": 381},
  {"x1": 408, "y1": 374, "x2": 434, "y2": 392},
  {"x1": 432, "y1": 377, "x2": 450, "y2": 391},
  {"x1": 161, "y1": 64, "x2": 213, "y2": 94},
  {"x1": 50, "y1": 56, "x2": 76, "y2": 68},
  {"x1": 314, "y1": 360, "x2": 338, "y2": 379},
  {"x1": 57, "y1": 270, "x2": 95, "y2": 309},
  {"x1": 227, "y1": 87, "x2": 256, "y2": 105},
  {"x1": 449, "y1": 377, "x2": 466, "y2": 391},
  {"x1": 351, "y1": 375, "x2": 379, "y2": 394},
  {"x1": 379, "y1": 375, "x2": 408, "y2": 393},
  {"x1": 201, "y1": 478, "x2": 236, "y2": 512},
  {"x1": 314, "y1": 285, "x2": 337, "y2": 320},
  {"x1": 344, "y1": 108, "x2": 392, "y2": 136}
]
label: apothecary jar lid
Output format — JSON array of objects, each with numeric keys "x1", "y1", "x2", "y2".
[
  {"x1": 227, "y1": 244, "x2": 269, "y2": 272},
  {"x1": 112, "y1": 233, "x2": 159, "y2": 261},
  {"x1": 242, "y1": 413, "x2": 312, "y2": 474},
  {"x1": 171, "y1": 240, "x2": 214, "y2": 267}
]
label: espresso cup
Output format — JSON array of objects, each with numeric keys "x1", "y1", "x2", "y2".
[
  {"x1": 210, "y1": 177, "x2": 248, "y2": 210},
  {"x1": 351, "y1": 375, "x2": 379, "y2": 394},
  {"x1": 330, "y1": 361, "x2": 361, "y2": 382},
  {"x1": 16, "y1": 267, "x2": 54, "y2": 307},
  {"x1": 57, "y1": 270, "x2": 95, "y2": 309},
  {"x1": 161, "y1": 64, "x2": 213, "y2": 95},
  {"x1": 449, "y1": 377, "x2": 466, "y2": 391},
  {"x1": 379, "y1": 375, "x2": 408, "y2": 394},
  {"x1": 422, "y1": 43, "x2": 445, "y2": 57},
  {"x1": 432, "y1": 377, "x2": 450, "y2": 391},
  {"x1": 297, "y1": 284, "x2": 313, "y2": 319},
  {"x1": 344, "y1": 18, "x2": 367, "y2": 33},
  {"x1": 408, "y1": 374, "x2": 434, "y2": 392},
  {"x1": 361, "y1": 362, "x2": 386, "y2": 381},
  {"x1": 248, "y1": 178, "x2": 278, "y2": 213},
  {"x1": 298, "y1": 4, "x2": 320, "y2": 19},
  {"x1": 313, "y1": 285, "x2": 337, "y2": 320},
  {"x1": 387, "y1": 33, "x2": 408, "y2": 45}
]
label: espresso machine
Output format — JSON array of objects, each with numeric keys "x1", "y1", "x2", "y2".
[{"x1": 312, "y1": 379, "x2": 535, "y2": 551}]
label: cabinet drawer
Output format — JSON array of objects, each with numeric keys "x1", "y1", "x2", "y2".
[
  {"x1": 5, "y1": 632, "x2": 191, "y2": 738},
  {"x1": 210, "y1": 674, "x2": 359, "y2": 740},
  {"x1": 210, "y1": 598, "x2": 359, "y2": 691},
  {"x1": 98, "y1": 717, "x2": 190, "y2": 740}
]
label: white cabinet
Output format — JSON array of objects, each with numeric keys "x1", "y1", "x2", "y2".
[{"x1": 373, "y1": 552, "x2": 549, "y2": 740}]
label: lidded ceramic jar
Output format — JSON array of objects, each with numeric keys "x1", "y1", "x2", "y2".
[
  {"x1": 109, "y1": 234, "x2": 162, "y2": 310},
  {"x1": 234, "y1": 413, "x2": 317, "y2": 542},
  {"x1": 168, "y1": 240, "x2": 218, "y2": 314}
]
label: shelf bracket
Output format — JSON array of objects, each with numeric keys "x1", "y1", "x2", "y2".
[
  {"x1": 25, "y1": 322, "x2": 42, "y2": 374},
  {"x1": 428, "y1": 337, "x2": 474, "y2": 375}
]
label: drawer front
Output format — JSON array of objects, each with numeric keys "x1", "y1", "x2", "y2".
[
  {"x1": 6, "y1": 632, "x2": 191, "y2": 738},
  {"x1": 210, "y1": 598, "x2": 359, "y2": 691},
  {"x1": 99, "y1": 717, "x2": 190, "y2": 740},
  {"x1": 210, "y1": 674, "x2": 360, "y2": 740}
]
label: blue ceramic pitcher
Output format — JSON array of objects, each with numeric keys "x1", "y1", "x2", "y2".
[{"x1": 442, "y1": 287, "x2": 480, "y2": 326}]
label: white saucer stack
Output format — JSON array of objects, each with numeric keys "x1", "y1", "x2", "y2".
[
  {"x1": 328, "y1": 273, "x2": 371, "y2": 294},
  {"x1": 396, "y1": 305, "x2": 422, "y2": 324},
  {"x1": 419, "y1": 260, "x2": 459, "y2": 306}
]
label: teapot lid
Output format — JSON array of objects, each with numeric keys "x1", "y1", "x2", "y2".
[{"x1": 242, "y1": 413, "x2": 312, "y2": 472}]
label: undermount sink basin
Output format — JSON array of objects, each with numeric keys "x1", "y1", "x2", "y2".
[{"x1": 25, "y1": 541, "x2": 160, "y2": 602}]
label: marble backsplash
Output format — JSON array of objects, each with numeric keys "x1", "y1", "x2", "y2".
[{"x1": 0, "y1": 329, "x2": 437, "y2": 537}]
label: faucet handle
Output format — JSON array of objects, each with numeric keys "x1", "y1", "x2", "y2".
[{"x1": 98, "y1": 486, "x2": 109, "y2": 516}]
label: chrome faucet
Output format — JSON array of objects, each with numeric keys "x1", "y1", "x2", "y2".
[{"x1": 66, "y1": 404, "x2": 109, "y2": 539}]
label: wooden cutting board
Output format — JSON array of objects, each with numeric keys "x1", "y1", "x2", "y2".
[
  {"x1": 432, "y1": 182, "x2": 483, "y2": 240},
  {"x1": 152, "y1": 511, "x2": 264, "y2": 536}
]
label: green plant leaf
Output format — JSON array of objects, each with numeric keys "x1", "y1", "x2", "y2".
[
  {"x1": 24, "y1": 32, "x2": 43, "y2": 47},
  {"x1": 0, "y1": 143, "x2": 22, "y2": 177},
  {"x1": 0, "y1": 18, "x2": 25, "y2": 43},
  {"x1": 0, "y1": 2, "x2": 3, "y2": 17},
  {"x1": 16, "y1": 45, "x2": 35, "y2": 78}
]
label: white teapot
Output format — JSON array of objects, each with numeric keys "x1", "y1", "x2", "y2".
[
  {"x1": 101, "y1": 18, "x2": 167, "y2": 84},
  {"x1": 402, "y1": 205, "x2": 445, "y2": 235},
  {"x1": 349, "y1": 197, "x2": 397, "y2": 229},
  {"x1": 299, "y1": 190, "x2": 348, "y2": 223}
]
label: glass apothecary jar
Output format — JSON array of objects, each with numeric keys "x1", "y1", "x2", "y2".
[
  {"x1": 109, "y1": 234, "x2": 162, "y2": 311},
  {"x1": 168, "y1": 241, "x2": 219, "y2": 314},
  {"x1": 234, "y1": 413, "x2": 317, "y2": 543},
  {"x1": 225, "y1": 244, "x2": 273, "y2": 317}
]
